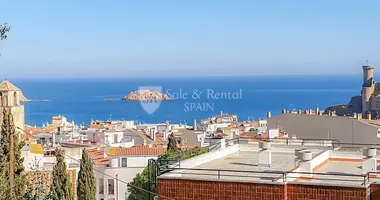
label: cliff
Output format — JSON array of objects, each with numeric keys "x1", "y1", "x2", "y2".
[
  {"x1": 122, "y1": 89, "x2": 173, "y2": 101},
  {"x1": 324, "y1": 95, "x2": 362, "y2": 116}
]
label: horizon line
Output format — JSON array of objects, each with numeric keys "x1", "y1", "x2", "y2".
[{"x1": 0, "y1": 73, "x2": 368, "y2": 80}]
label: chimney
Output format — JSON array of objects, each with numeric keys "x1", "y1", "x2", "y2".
[
  {"x1": 294, "y1": 148, "x2": 308, "y2": 167},
  {"x1": 267, "y1": 111, "x2": 272, "y2": 118},
  {"x1": 193, "y1": 119, "x2": 197, "y2": 131},
  {"x1": 298, "y1": 151, "x2": 313, "y2": 178},
  {"x1": 367, "y1": 112, "x2": 372, "y2": 120},
  {"x1": 362, "y1": 148, "x2": 377, "y2": 174},
  {"x1": 52, "y1": 133, "x2": 56, "y2": 147},
  {"x1": 358, "y1": 113, "x2": 363, "y2": 120},
  {"x1": 258, "y1": 142, "x2": 271, "y2": 167}
]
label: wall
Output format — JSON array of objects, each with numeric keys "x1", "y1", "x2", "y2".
[
  {"x1": 158, "y1": 179, "x2": 286, "y2": 200},
  {"x1": 370, "y1": 184, "x2": 380, "y2": 200},
  {"x1": 0, "y1": 106, "x2": 25, "y2": 134},
  {"x1": 94, "y1": 166, "x2": 146, "y2": 200},
  {"x1": 287, "y1": 183, "x2": 367, "y2": 200},
  {"x1": 158, "y1": 179, "x2": 370, "y2": 200},
  {"x1": 178, "y1": 145, "x2": 238, "y2": 169},
  {"x1": 94, "y1": 156, "x2": 158, "y2": 200},
  {"x1": 268, "y1": 113, "x2": 380, "y2": 143}
]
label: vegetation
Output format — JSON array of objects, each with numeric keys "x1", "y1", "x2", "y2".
[
  {"x1": 127, "y1": 167, "x2": 150, "y2": 200},
  {"x1": 167, "y1": 133, "x2": 178, "y2": 152},
  {"x1": 0, "y1": 23, "x2": 10, "y2": 40},
  {"x1": 49, "y1": 149, "x2": 73, "y2": 200},
  {"x1": 0, "y1": 108, "x2": 27, "y2": 200},
  {"x1": 127, "y1": 146, "x2": 209, "y2": 200},
  {"x1": 159, "y1": 146, "x2": 209, "y2": 160},
  {"x1": 77, "y1": 149, "x2": 96, "y2": 200}
]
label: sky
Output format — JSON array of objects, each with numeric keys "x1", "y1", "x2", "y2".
[{"x1": 0, "y1": 0, "x2": 379, "y2": 78}]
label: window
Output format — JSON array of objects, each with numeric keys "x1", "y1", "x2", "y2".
[
  {"x1": 114, "y1": 134, "x2": 118, "y2": 143},
  {"x1": 99, "y1": 178, "x2": 104, "y2": 194},
  {"x1": 108, "y1": 179, "x2": 115, "y2": 195},
  {"x1": 121, "y1": 158, "x2": 128, "y2": 167}
]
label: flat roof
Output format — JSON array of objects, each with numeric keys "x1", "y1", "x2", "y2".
[
  {"x1": 160, "y1": 144, "x2": 324, "y2": 183},
  {"x1": 159, "y1": 142, "x2": 380, "y2": 186}
]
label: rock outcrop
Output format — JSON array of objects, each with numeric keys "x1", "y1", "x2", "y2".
[
  {"x1": 324, "y1": 96, "x2": 362, "y2": 116},
  {"x1": 122, "y1": 89, "x2": 172, "y2": 101}
]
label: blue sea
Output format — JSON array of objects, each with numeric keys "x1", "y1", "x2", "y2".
[{"x1": 12, "y1": 75, "x2": 363, "y2": 126}]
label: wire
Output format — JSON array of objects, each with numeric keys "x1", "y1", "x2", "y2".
[{"x1": 64, "y1": 153, "x2": 175, "y2": 200}]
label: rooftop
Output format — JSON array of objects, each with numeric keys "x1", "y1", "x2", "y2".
[
  {"x1": 88, "y1": 145, "x2": 166, "y2": 166},
  {"x1": 0, "y1": 80, "x2": 29, "y2": 101},
  {"x1": 159, "y1": 139, "x2": 380, "y2": 187}
]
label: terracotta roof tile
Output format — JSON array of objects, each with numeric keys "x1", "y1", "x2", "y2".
[
  {"x1": 87, "y1": 145, "x2": 166, "y2": 165},
  {"x1": 87, "y1": 148, "x2": 109, "y2": 165},
  {"x1": 109, "y1": 145, "x2": 166, "y2": 156}
]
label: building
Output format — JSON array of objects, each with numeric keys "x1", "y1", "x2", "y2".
[
  {"x1": 157, "y1": 138, "x2": 380, "y2": 199},
  {"x1": 88, "y1": 145, "x2": 166, "y2": 200},
  {"x1": 0, "y1": 80, "x2": 29, "y2": 135},
  {"x1": 267, "y1": 112, "x2": 380, "y2": 143}
]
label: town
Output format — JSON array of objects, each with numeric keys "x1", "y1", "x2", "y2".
[{"x1": 1, "y1": 64, "x2": 380, "y2": 199}]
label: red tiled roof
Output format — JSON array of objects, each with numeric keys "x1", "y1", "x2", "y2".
[
  {"x1": 109, "y1": 145, "x2": 166, "y2": 156},
  {"x1": 87, "y1": 145, "x2": 166, "y2": 165},
  {"x1": 24, "y1": 126, "x2": 51, "y2": 134},
  {"x1": 217, "y1": 133, "x2": 228, "y2": 137},
  {"x1": 87, "y1": 148, "x2": 109, "y2": 166}
]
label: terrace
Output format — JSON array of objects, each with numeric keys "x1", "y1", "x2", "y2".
[{"x1": 158, "y1": 138, "x2": 380, "y2": 187}]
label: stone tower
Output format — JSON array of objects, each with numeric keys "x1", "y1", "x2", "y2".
[
  {"x1": 362, "y1": 65, "x2": 375, "y2": 116},
  {"x1": 0, "y1": 80, "x2": 29, "y2": 135}
]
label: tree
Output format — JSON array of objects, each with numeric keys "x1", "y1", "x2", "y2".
[
  {"x1": 0, "y1": 108, "x2": 26, "y2": 200},
  {"x1": 24, "y1": 158, "x2": 51, "y2": 200},
  {"x1": 127, "y1": 167, "x2": 150, "y2": 200},
  {"x1": 167, "y1": 133, "x2": 178, "y2": 152},
  {"x1": 0, "y1": 23, "x2": 10, "y2": 40},
  {"x1": 50, "y1": 149, "x2": 73, "y2": 200},
  {"x1": 77, "y1": 149, "x2": 96, "y2": 200}
]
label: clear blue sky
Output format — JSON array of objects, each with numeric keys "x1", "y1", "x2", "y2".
[{"x1": 0, "y1": 0, "x2": 379, "y2": 78}]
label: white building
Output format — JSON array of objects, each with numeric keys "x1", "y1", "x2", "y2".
[{"x1": 88, "y1": 145, "x2": 166, "y2": 200}]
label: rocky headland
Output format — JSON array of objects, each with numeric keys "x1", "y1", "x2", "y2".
[
  {"x1": 122, "y1": 89, "x2": 173, "y2": 101},
  {"x1": 324, "y1": 96, "x2": 362, "y2": 116}
]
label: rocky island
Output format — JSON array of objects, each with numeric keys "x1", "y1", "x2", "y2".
[{"x1": 122, "y1": 89, "x2": 173, "y2": 101}]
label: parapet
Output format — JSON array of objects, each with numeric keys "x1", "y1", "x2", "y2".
[{"x1": 363, "y1": 65, "x2": 375, "y2": 70}]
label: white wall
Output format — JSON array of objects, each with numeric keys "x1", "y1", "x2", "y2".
[
  {"x1": 105, "y1": 131, "x2": 124, "y2": 144},
  {"x1": 22, "y1": 151, "x2": 44, "y2": 170},
  {"x1": 285, "y1": 149, "x2": 331, "y2": 182},
  {"x1": 177, "y1": 145, "x2": 238, "y2": 169},
  {"x1": 94, "y1": 156, "x2": 158, "y2": 200}
]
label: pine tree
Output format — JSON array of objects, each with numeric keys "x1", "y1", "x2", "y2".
[
  {"x1": 50, "y1": 149, "x2": 73, "y2": 200},
  {"x1": 77, "y1": 149, "x2": 96, "y2": 200},
  {"x1": 0, "y1": 108, "x2": 26, "y2": 200}
]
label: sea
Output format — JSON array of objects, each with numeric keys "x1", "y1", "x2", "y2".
[{"x1": 12, "y1": 75, "x2": 364, "y2": 126}]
